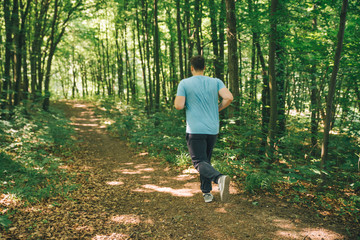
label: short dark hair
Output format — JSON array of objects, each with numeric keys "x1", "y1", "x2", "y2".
[{"x1": 190, "y1": 55, "x2": 205, "y2": 71}]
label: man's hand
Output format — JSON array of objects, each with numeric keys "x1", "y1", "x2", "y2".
[
  {"x1": 174, "y1": 96, "x2": 186, "y2": 110},
  {"x1": 218, "y1": 88, "x2": 233, "y2": 111}
]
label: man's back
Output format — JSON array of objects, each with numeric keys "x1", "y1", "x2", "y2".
[{"x1": 177, "y1": 75, "x2": 225, "y2": 134}]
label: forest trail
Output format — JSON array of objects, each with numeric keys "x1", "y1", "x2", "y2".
[{"x1": 5, "y1": 101, "x2": 348, "y2": 239}]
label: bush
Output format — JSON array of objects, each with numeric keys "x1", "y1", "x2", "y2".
[{"x1": 0, "y1": 105, "x2": 77, "y2": 204}]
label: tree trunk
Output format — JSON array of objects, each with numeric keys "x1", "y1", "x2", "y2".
[
  {"x1": 13, "y1": 0, "x2": 22, "y2": 106},
  {"x1": 43, "y1": 0, "x2": 60, "y2": 111},
  {"x1": 124, "y1": 31, "x2": 130, "y2": 103},
  {"x1": 266, "y1": 0, "x2": 279, "y2": 160},
  {"x1": 194, "y1": 0, "x2": 202, "y2": 55},
  {"x1": 2, "y1": 0, "x2": 12, "y2": 112},
  {"x1": 136, "y1": 6, "x2": 149, "y2": 112},
  {"x1": 131, "y1": 27, "x2": 137, "y2": 100},
  {"x1": 21, "y1": 4, "x2": 30, "y2": 101},
  {"x1": 321, "y1": 0, "x2": 348, "y2": 168},
  {"x1": 310, "y1": 5, "x2": 319, "y2": 151},
  {"x1": 143, "y1": 0, "x2": 153, "y2": 110},
  {"x1": 154, "y1": 0, "x2": 161, "y2": 111},
  {"x1": 225, "y1": 0, "x2": 239, "y2": 111},
  {"x1": 185, "y1": 0, "x2": 193, "y2": 77},
  {"x1": 115, "y1": 26, "x2": 124, "y2": 99},
  {"x1": 209, "y1": 0, "x2": 221, "y2": 79},
  {"x1": 276, "y1": 1, "x2": 286, "y2": 137},
  {"x1": 166, "y1": 7, "x2": 177, "y2": 100},
  {"x1": 176, "y1": 0, "x2": 184, "y2": 80},
  {"x1": 218, "y1": 0, "x2": 225, "y2": 81}
]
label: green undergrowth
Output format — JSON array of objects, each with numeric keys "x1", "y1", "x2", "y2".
[
  {"x1": 0, "y1": 105, "x2": 78, "y2": 229},
  {"x1": 97, "y1": 98, "x2": 360, "y2": 227}
]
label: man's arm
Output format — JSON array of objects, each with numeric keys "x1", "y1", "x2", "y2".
[
  {"x1": 174, "y1": 96, "x2": 186, "y2": 110},
  {"x1": 218, "y1": 88, "x2": 233, "y2": 111}
]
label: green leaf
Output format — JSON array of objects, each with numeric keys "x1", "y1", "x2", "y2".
[{"x1": 0, "y1": 215, "x2": 12, "y2": 229}]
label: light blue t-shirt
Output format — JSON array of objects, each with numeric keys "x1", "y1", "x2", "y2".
[{"x1": 176, "y1": 75, "x2": 226, "y2": 134}]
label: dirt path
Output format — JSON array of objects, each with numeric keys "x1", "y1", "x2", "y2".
[{"x1": 3, "y1": 101, "x2": 351, "y2": 239}]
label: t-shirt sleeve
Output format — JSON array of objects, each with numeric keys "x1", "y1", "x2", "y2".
[
  {"x1": 176, "y1": 81, "x2": 186, "y2": 96},
  {"x1": 217, "y1": 79, "x2": 226, "y2": 91}
]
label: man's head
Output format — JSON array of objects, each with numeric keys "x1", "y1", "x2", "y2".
[{"x1": 190, "y1": 55, "x2": 205, "y2": 71}]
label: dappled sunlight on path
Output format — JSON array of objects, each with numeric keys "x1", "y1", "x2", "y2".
[{"x1": 3, "y1": 101, "x2": 349, "y2": 239}]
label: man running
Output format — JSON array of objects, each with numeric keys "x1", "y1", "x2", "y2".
[{"x1": 174, "y1": 55, "x2": 233, "y2": 203}]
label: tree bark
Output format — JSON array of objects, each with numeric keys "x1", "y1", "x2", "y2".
[
  {"x1": 218, "y1": 0, "x2": 225, "y2": 81},
  {"x1": 13, "y1": 0, "x2": 22, "y2": 106},
  {"x1": 154, "y1": 0, "x2": 161, "y2": 110},
  {"x1": 176, "y1": 0, "x2": 184, "y2": 80},
  {"x1": 310, "y1": 4, "x2": 319, "y2": 151},
  {"x1": 21, "y1": 0, "x2": 32, "y2": 101},
  {"x1": 136, "y1": 6, "x2": 149, "y2": 112},
  {"x1": 225, "y1": 0, "x2": 239, "y2": 111},
  {"x1": 194, "y1": 0, "x2": 202, "y2": 55},
  {"x1": 2, "y1": 0, "x2": 12, "y2": 112},
  {"x1": 321, "y1": 0, "x2": 348, "y2": 168},
  {"x1": 266, "y1": 0, "x2": 279, "y2": 160},
  {"x1": 209, "y1": 0, "x2": 221, "y2": 79},
  {"x1": 276, "y1": 1, "x2": 286, "y2": 137},
  {"x1": 143, "y1": 0, "x2": 153, "y2": 110},
  {"x1": 185, "y1": 0, "x2": 193, "y2": 77}
]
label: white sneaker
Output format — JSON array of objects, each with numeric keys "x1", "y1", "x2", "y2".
[
  {"x1": 203, "y1": 193, "x2": 214, "y2": 203},
  {"x1": 218, "y1": 175, "x2": 230, "y2": 202}
]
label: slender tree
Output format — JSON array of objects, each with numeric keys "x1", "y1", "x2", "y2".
[
  {"x1": 218, "y1": 0, "x2": 226, "y2": 81},
  {"x1": 2, "y1": 0, "x2": 12, "y2": 112},
  {"x1": 176, "y1": 0, "x2": 184, "y2": 80},
  {"x1": 321, "y1": 0, "x2": 348, "y2": 167},
  {"x1": 209, "y1": 0, "x2": 221, "y2": 79},
  {"x1": 154, "y1": 0, "x2": 160, "y2": 110},
  {"x1": 267, "y1": 0, "x2": 279, "y2": 160},
  {"x1": 225, "y1": 0, "x2": 239, "y2": 111},
  {"x1": 310, "y1": 4, "x2": 319, "y2": 151}
]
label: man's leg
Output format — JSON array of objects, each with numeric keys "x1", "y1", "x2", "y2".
[{"x1": 186, "y1": 134, "x2": 221, "y2": 193}]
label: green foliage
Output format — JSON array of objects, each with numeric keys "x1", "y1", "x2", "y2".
[
  {"x1": 0, "y1": 214, "x2": 12, "y2": 230},
  {"x1": 244, "y1": 171, "x2": 278, "y2": 193},
  {"x1": 0, "y1": 105, "x2": 77, "y2": 204}
]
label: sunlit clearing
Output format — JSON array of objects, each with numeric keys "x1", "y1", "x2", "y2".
[
  {"x1": 289, "y1": 109, "x2": 309, "y2": 117},
  {"x1": 71, "y1": 123, "x2": 99, "y2": 127},
  {"x1": 114, "y1": 166, "x2": 154, "y2": 175},
  {"x1": 274, "y1": 219, "x2": 345, "y2": 240},
  {"x1": 80, "y1": 166, "x2": 94, "y2": 170},
  {"x1": 136, "y1": 184, "x2": 195, "y2": 197},
  {"x1": 215, "y1": 207, "x2": 227, "y2": 213},
  {"x1": 141, "y1": 176, "x2": 151, "y2": 179},
  {"x1": 75, "y1": 225, "x2": 94, "y2": 232},
  {"x1": 111, "y1": 214, "x2": 141, "y2": 224},
  {"x1": 58, "y1": 165, "x2": 70, "y2": 170},
  {"x1": 0, "y1": 193, "x2": 21, "y2": 206},
  {"x1": 173, "y1": 174, "x2": 197, "y2": 181},
  {"x1": 73, "y1": 104, "x2": 87, "y2": 108},
  {"x1": 182, "y1": 168, "x2": 198, "y2": 174},
  {"x1": 92, "y1": 233, "x2": 129, "y2": 240},
  {"x1": 114, "y1": 169, "x2": 142, "y2": 174},
  {"x1": 106, "y1": 181, "x2": 124, "y2": 185}
]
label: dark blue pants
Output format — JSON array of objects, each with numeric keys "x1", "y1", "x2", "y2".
[{"x1": 186, "y1": 133, "x2": 222, "y2": 193}]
